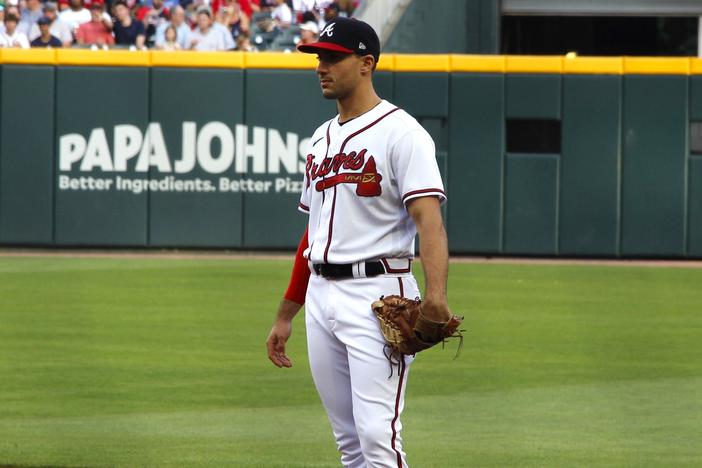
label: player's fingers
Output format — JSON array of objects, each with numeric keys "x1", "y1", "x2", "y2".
[
  {"x1": 277, "y1": 352, "x2": 292, "y2": 368},
  {"x1": 266, "y1": 335, "x2": 284, "y2": 367},
  {"x1": 273, "y1": 340, "x2": 293, "y2": 368}
]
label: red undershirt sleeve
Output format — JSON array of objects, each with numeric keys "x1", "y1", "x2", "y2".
[{"x1": 283, "y1": 229, "x2": 310, "y2": 305}]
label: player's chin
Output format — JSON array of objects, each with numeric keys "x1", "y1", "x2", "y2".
[{"x1": 320, "y1": 88, "x2": 338, "y2": 100}]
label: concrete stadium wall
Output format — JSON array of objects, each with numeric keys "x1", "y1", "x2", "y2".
[{"x1": 0, "y1": 50, "x2": 700, "y2": 258}]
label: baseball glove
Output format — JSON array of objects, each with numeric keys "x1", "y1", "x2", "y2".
[{"x1": 371, "y1": 295, "x2": 464, "y2": 358}]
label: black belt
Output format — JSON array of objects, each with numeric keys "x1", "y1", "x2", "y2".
[{"x1": 313, "y1": 261, "x2": 385, "y2": 279}]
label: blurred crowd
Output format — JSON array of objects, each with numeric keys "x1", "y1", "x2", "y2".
[{"x1": 0, "y1": 0, "x2": 359, "y2": 51}]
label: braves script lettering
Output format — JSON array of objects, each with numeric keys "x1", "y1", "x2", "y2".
[{"x1": 305, "y1": 149, "x2": 382, "y2": 197}]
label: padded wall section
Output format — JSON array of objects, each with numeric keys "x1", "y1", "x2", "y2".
[
  {"x1": 560, "y1": 75, "x2": 621, "y2": 256},
  {"x1": 504, "y1": 154, "x2": 559, "y2": 255},
  {"x1": 0, "y1": 66, "x2": 55, "y2": 244},
  {"x1": 54, "y1": 67, "x2": 149, "y2": 246},
  {"x1": 448, "y1": 73, "x2": 504, "y2": 253},
  {"x1": 621, "y1": 75, "x2": 687, "y2": 256},
  {"x1": 148, "y1": 68, "x2": 244, "y2": 247}
]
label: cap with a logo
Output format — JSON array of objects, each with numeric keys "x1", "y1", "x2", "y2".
[{"x1": 297, "y1": 17, "x2": 380, "y2": 64}]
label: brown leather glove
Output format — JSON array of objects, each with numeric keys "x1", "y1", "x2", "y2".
[{"x1": 371, "y1": 295, "x2": 464, "y2": 357}]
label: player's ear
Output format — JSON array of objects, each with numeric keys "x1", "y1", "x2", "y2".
[{"x1": 360, "y1": 55, "x2": 376, "y2": 75}]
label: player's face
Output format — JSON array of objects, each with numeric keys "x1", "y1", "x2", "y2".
[{"x1": 316, "y1": 51, "x2": 363, "y2": 100}]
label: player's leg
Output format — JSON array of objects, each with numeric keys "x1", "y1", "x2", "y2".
[
  {"x1": 334, "y1": 275, "x2": 420, "y2": 468},
  {"x1": 305, "y1": 275, "x2": 365, "y2": 468}
]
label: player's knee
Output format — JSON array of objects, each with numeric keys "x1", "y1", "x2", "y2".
[{"x1": 356, "y1": 418, "x2": 393, "y2": 452}]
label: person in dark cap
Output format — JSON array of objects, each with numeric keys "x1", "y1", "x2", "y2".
[
  {"x1": 30, "y1": 15, "x2": 62, "y2": 46},
  {"x1": 267, "y1": 16, "x2": 453, "y2": 468},
  {"x1": 27, "y1": 2, "x2": 73, "y2": 47}
]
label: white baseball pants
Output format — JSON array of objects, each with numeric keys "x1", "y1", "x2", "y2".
[{"x1": 305, "y1": 273, "x2": 420, "y2": 468}]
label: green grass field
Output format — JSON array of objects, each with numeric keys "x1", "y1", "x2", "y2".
[{"x1": 1, "y1": 256, "x2": 701, "y2": 467}]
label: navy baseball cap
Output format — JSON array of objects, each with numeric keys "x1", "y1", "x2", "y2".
[{"x1": 297, "y1": 17, "x2": 380, "y2": 64}]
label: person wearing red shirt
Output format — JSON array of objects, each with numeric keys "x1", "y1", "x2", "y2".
[{"x1": 75, "y1": 1, "x2": 114, "y2": 46}]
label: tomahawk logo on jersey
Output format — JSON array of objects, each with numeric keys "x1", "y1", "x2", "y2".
[
  {"x1": 299, "y1": 100, "x2": 446, "y2": 266},
  {"x1": 306, "y1": 150, "x2": 383, "y2": 196}
]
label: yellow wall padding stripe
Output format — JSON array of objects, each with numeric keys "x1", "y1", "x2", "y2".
[
  {"x1": 394, "y1": 54, "x2": 450, "y2": 72},
  {"x1": 562, "y1": 56, "x2": 624, "y2": 75},
  {"x1": 623, "y1": 57, "x2": 691, "y2": 75},
  {"x1": 505, "y1": 55, "x2": 564, "y2": 73},
  {"x1": 151, "y1": 50, "x2": 244, "y2": 68},
  {"x1": 1, "y1": 49, "x2": 702, "y2": 75},
  {"x1": 56, "y1": 49, "x2": 151, "y2": 66},
  {"x1": 243, "y1": 51, "x2": 316, "y2": 69},
  {"x1": 450, "y1": 55, "x2": 505, "y2": 73},
  {"x1": 0, "y1": 48, "x2": 57, "y2": 65}
]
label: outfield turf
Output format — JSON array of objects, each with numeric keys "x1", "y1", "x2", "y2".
[{"x1": 0, "y1": 256, "x2": 701, "y2": 467}]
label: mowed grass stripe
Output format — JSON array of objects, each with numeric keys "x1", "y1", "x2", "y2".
[{"x1": 0, "y1": 257, "x2": 700, "y2": 467}]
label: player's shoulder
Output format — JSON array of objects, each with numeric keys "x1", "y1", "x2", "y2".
[
  {"x1": 381, "y1": 101, "x2": 433, "y2": 141},
  {"x1": 307, "y1": 116, "x2": 336, "y2": 143}
]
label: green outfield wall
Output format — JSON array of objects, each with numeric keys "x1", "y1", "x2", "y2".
[{"x1": 0, "y1": 51, "x2": 700, "y2": 258}]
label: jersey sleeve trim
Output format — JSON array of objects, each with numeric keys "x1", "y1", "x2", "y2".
[
  {"x1": 298, "y1": 202, "x2": 310, "y2": 213},
  {"x1": 402, "y1": 188, "x2": 447, "y2": 205}
]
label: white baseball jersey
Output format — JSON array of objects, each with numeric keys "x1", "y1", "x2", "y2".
[{"x1": 299, "y1": 99, "x2": 446, "y2": 265}]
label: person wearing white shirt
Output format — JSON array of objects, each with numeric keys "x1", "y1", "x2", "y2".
[
  {"x1": 272, "y1": 0, "x2": 292, "y2": 28},
  {"x1": 59, "y1": 0, "x2": 111, "y2": 33},
  {"x1": 154, "y1": 5, "x2": 190, "y2": 50},
  {"x1": 0, "y1": 13, "x2": 30, "y2": 48},
  {"x1": 188, "y1": 8, "x2": 226, "y2": 51}
]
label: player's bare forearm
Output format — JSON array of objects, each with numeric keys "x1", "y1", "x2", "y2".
[
  {"x1": 407, "y1": 196, "x2": 450, "y2": 320},
  {"x1": 266, "y1": 299, "x2": 302, "y2": 368},
  {"x1": 276, "y1": 297, "x2": 303, "y2": 321}
]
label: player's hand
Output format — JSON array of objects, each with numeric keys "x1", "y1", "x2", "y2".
[
  {"x1": 266, "y1": 318, "x2": 293, "y2": 368},
  {"x1": 420, "y1": 297, "x2": 452, "y2": 323}
]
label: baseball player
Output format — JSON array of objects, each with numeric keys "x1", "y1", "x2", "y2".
[{"x1": 266, "y1": 17, "x2": 451, "y2": 468}]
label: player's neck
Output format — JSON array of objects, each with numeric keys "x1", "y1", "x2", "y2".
[{"x1": 336, "y1": 84, "x2": 382, "y2": 123}]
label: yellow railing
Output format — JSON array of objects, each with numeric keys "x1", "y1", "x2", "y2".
[{"x1": 0, "y1": 49, "x2": 699, "y2": 74}]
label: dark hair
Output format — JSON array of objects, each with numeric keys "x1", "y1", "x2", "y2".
[
  {"x1": 113, "y1": 0, "x2": 128, "y2": 8},
  {"x1": 301, "y1": 11, "x2": 316, "y2": 23}
]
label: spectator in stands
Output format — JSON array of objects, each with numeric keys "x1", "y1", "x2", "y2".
[
  {"x1": 36, "y1": 2, "x2": 73, "y2": 47},
  {"x1": 0, "y1": 13, "x2": 30, "y2": 47},
  {"x1": 235, "y1": 31, "x2": 254, "y2": 50},
  {"x1": 30, "y1": 2, "x2": 73, "y2": 48},
  {"x1": 112, "y1": 0, "x2": 145, "y2": 48},
  {"x1": 188, "y1": 7, "x2": 226, "y2": 50},
  {"x1": 58, "y1": 0, "x2": 91, "y2": 32},
  {"x1": 154, "y1": 4, "x2": 189, "y2": 49},
  {"x1": 30, "y1": 16, "x2": 62, "y2": 46},
  {"x1": 213, "y1": 6, "x2": 235, "y2": 49},
  {"x1": 291, "y1": 0, "x2": 316, "y2": 23},
  {"x1": 157, "y1": 24, "x2": 179, "y2": 49},
  {"x1": 1, "y1": 5, "x2": 19, "y2": 33},
  {"x1": 136, "y1": 0, "x2": 170, "y2": 47},
  {"x1": 336, "y1": 0, "x2": 356, "y2": 16},
  {"x1": 238, "y1": 0, "x2": 261, "y2": 17},
  {"x1": 298, "y1": 20, "x2": 317, "y2": 45},
  {"x1": 75, "y1": 1, "x2": 114, "y2": 46},
  {"x1": 271, "y1": 0, "x2": 291, "y2": 29},
  {"x1": 18, "y1": 0, "x2": 43, "y2": 36},
  {"x1": 322, "y1": 1, "x2": 339, "y2": 26},
  {"x1": 216, "y1": 0, "x2": 249, "y2": 40}
]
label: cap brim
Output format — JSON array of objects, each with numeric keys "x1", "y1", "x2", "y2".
[{"x1": 297, "y1": 42, "x2": 354, "y2": 54}]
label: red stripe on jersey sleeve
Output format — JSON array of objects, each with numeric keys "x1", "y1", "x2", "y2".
[{"x1": 402, "y1": 188, "x2": 447, "y2": 204}]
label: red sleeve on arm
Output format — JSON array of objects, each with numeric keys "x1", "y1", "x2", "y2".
[{"x1": 283, "y1": 229, "x2": 310, "y2": 305}]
